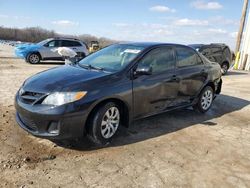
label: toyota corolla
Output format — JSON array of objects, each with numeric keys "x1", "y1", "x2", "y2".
[{"x1": 15, "y1": 42, "x2": 222, "y2": 145}]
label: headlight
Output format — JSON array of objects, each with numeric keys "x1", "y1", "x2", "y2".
[
  {"x1": 42, "y1": 91, "x2": 87, "y2": 106},
  {"x1": 19, "y1": 87, "x2": 25, "y2": 95}
]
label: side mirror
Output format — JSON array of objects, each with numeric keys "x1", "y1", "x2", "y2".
[{"x1": 134, "y1": 66, "x2": 152, "y2": 76}]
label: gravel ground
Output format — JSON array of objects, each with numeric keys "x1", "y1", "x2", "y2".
[{"x1": 0, "y1": 44, "x2": 250, "y2": 188}]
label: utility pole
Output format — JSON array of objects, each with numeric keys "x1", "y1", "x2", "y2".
[{"x1": 235, "y1": 0, "x2": 248, "y2": 54}]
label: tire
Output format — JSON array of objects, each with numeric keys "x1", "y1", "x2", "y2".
[
  {"x1": 27, "y1": 53, "x2": 41, "y2": 64},
  {"x1": 221, "y1": 62, "x2": 229, "y2": 75},
  {"x1": 77, "y1": 52, "x2": 86, "y2": 60},
  {"x1": 88, "y1": 102, "x2": 121, "y2": 145},
  {"x1": 194, "y1": 86, "x2": 214, "y2": 113}
]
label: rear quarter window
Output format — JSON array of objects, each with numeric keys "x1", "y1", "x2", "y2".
[
  {"x1": 199, "y1": 46, "x2": 211, "y2": 56},
  {"x1": 224, "y1": 47, "x2": 231, "y2": 59},
  {"x1": 211, "y1": 47, "x2": 222, "y2": 54}
]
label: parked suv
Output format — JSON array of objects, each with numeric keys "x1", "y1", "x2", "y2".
[
  {"x1": 15, "y1": 38, "x2": 89, "y2": 64},
  {"x1": 15, "y1": 43, "x2": 222, "y2": 145},
  {"x1": 189, "y1": 43, "x2": 233, "y2": 75}
]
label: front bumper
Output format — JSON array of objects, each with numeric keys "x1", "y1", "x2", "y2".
[
  {"x1": 15, "y1": 95, "x2": 90, "y2": 140},
  {"x1": 15, "y1": 49, "x2": 27, "y2": 59}
]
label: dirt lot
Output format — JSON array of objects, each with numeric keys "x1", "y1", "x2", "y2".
[{"x1": 0, "y1": 44, "x2": 250, "y2": 188}]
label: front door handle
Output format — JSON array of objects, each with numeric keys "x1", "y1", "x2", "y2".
[
  {"x1": 201, "y1": 69, "x2": 206, "y2": 74},
  {"x1": 171, "y1": 75, "x2": 180, "y2": 81}
]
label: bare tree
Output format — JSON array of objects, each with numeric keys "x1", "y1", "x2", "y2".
[{"x1": 0, "y1": 26, "x2": 116, "y2": 48}]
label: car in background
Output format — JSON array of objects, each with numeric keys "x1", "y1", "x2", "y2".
[
  {"x1": 89, "y1": 41, "x2": 100, "y2": 53},
  {"x1": 15, "y1": 42, "x2": 222, "y2": 145},
  {"x1": 15, "y1": 37, "x2": 89, "y2": 64},
  {"x1": 189, "y1": 43, "x2": 233, "y2": 75}
]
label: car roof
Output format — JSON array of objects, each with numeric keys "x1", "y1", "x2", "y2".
[
  {"x1": 118, "y1": 42, "x2": 191, "y2": 48},
  {"x1": 46, "y1": 37, "x2": 88, "y2": 46},
  {"x1": 49, "y1": 37, "x2": 82, "y2": 41}
]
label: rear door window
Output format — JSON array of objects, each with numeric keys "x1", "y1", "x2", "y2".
[
  {"x1": 224, "y1": 47, "x2": 231, "y2": 59},
  {"x1": 62, "y1": 40, "x2": 82, "y2": 47},
  {"x1": 176, "y1": 46, "x2": 203, "y2": 67},
  {"x1": 71, "y1": 41, "x2": 82, "y2": 47}
]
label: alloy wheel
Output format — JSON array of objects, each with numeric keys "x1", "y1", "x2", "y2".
[
  {"x1": 29, "y1": 54, "x2": 40, "y2": 64},
  {"x1": 101, "y1": 107, "x2": 120, "y2": 139},
  {"x1": 201, "y1": 89, "x2": 213, "y2": 110}
]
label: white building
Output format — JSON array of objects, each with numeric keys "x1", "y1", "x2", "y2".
[{"x1": 238, "y1": 10, "x2": 250, "y2": 70}]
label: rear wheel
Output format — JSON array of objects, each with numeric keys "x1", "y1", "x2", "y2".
[
  {"x1": 221, "y1": 62, "x2": 229, "y2": 75},
  {"x1": 88, "y1": 102, "x2": 120, "y2": 145},
  {"x1": 27, "y1": 53, "x2": 41, "y2": 64},
  {"x1": 194, "y1": 86, "x2": 214, "y2": 113}
]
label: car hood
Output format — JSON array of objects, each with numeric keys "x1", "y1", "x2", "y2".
[
  {"x1": 15, "y1": 43, "x2": 40, "y2": 51},
  {"x1": 23, "y1": 65, "x2": 111, "y2": 93}
]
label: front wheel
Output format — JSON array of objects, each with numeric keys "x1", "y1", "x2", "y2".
[
  {"x1": 88, "y1": 102, "x2": 120, "y2": 145},
  {"x1": 194, "y1": 86, "x2": 214, "y2": 113},
  {"x1": 27, "y1": 53, "x2": 41, "y2": 64}
]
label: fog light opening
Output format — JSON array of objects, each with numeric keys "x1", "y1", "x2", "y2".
[{"x1": 48, "y1": 121, "x2": 59, "y2": 134}]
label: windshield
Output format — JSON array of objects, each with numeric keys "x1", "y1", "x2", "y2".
[
  {"x1": 36, "y1": 39, "x2": 51, "y2": 46},
  {"x1": 78, "y1": 44, "x2": 145, "y2": 72}
]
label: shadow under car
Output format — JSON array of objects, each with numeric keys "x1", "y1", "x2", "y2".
[{"x1": 53, "y1": 94, "x2": 250, "y2": 150}]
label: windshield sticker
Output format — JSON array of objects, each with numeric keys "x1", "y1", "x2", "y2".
[{"x1": 124, "y1": 49, "x2": 141, "y2": 54}]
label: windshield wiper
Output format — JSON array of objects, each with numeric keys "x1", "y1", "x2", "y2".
[
  {"x1": 89, "y1": 64, "x2": 104, "y2": 71},
  {"x1": 78, "y1": 64, "x2": 104, "y2": 71}
]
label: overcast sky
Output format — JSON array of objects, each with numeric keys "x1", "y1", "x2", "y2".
[{"x1": 0, "y1": 0, "x2": 244, "y2": 49}]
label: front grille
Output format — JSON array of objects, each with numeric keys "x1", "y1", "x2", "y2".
[
  {"x1": 20, "y1": 91, "x2": 45, "y2": 104},
  {"x1": 19, "y1": 114, "x2": 38, "y2": 132}
]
